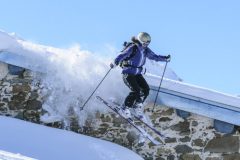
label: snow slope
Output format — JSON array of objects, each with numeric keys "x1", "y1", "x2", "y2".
[
  {"x1": 0, "y1": 150, "x2": 36, "y2": 160},
  {"x1": 0, "y1": 116, "x2": 143, "y2": 160}
]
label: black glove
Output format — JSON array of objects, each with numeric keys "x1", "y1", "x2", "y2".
[
  {"x1": 110, "y1": 62, "x2": 117, "y2": 68},
  {"x1": 165, "y1": 55, "x2": 171, "y2": 62}
]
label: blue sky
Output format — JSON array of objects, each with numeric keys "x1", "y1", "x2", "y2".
[{"x1": 0, "y1": 0, "x2": 240, "y2": 95}]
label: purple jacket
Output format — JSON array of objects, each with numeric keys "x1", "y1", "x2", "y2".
[{"x1": 114, "y1": 43, "x2": 167, "y2": 75}]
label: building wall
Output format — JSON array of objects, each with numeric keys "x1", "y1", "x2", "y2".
[{"x1": 0, "y1": 63, "x2": 239, "y2": 160}]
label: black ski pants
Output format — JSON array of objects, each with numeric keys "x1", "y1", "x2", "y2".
[{"x1": 123, "y1": 74, "x2": 150, "y2": 108}]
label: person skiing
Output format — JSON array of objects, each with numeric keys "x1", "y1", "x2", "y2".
[{"x1": 110, "y1": 32, "x2": 171, "y2": 120}]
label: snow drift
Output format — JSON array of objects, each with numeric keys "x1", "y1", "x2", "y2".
[{"x1": 0, "y1": 116, "x2": 143, "y2": 160}]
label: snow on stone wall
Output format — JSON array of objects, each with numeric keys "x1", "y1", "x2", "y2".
[
  {"x1": 0, "y1": 62, "x2": 8, "y2": 80},
  {"x1": 0, "y1": 67, "x2": 240, "y2": 160}
]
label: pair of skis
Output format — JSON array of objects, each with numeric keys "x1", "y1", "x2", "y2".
[{"x1": 96, "y1": 96, "x2": 165, "y2": 145}]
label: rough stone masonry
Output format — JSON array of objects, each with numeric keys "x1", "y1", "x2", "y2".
[{"x1": 0, "y1": 62, "x2": 240, "y2": 160}]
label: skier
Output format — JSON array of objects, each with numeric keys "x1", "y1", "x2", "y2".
[{"x1": 110, "y1": 32, "x2": 171, "y2": 120}]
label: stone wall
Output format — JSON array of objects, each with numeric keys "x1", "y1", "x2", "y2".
[
  {"x1": 0, "y1": 64, "x2": 42, "y2": 123},
  {"x1": 0, "y1": 63, "x2": 240, "y2": 160}
]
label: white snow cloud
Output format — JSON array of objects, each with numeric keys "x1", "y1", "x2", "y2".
[{"x1": 0, "y1": 30, "x2": 179, "y2": 127}]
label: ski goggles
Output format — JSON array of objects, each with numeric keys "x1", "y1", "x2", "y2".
[{"x1": 141, "y1": 40, "x2": 150, "y2": 47}]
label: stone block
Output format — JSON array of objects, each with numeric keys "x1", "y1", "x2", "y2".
[
  {"x1": 205, "y1": 136, "x2": 239, "y2": 153},
  {"x1": 176, "y1": 109, "x2": 191, "y2": 119},
  {"x1": 12, "y1": 84, "x2": 31, "y2": 93},
  {"x1": 25, "y1": 99, "x2": 42, "y2": 110},
  {"x1": 192, "y1": 138, "x2": 206, "y2": 147},
  {"x1": 206, "y1": 157, "x2": 222, "y2": 160},
  {"x1": 159, "y1": 117, "x2": 172, "y2": 122},
  {"x1": 160, "y1": 108, "x2": 174, "y2": 116},
  {"x1": 175, "y1": 145, "x2": 193, "y2": 154},
  {"x1": 214, "y1": 120, "x2": 235, "y2": 134},
  {"x1": 170, "y1": 120, "x2": 190, "y2": 135},
  {"x1": 179, "y1": 154, "x2": 201, "y2": 160},
  {"x1": 180, "y1": 136, "x2": 191, "y2": 142},
  {"x1": 8, "y1": 64, "x2": 25, "y2": 76},
  {"x1": 165, "y1": 137, "x2": 177, "y2": 143},
  {"x1": 223, "y1": 153, "x2": 240, "y2": 160}
]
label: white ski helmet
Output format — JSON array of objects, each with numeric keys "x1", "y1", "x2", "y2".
[{"x1": 137, "y1": 32, "x2": 151, "y2": 44}]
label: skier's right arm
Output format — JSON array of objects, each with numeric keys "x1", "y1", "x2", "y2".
[{"x1": 111, "y1": 45, "x2": 135, "y2": 68}]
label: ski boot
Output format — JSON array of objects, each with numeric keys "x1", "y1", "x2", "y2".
[
  {"x1": 133, "y1": 103, "x2": 148, "y2": 123},
  {"x1": 119, "y1": 105, "x2": 132, "y2": 119}
]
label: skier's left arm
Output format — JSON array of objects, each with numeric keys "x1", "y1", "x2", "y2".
[{"x1": 146, "y1": 48, "x2": 171, "y2": 62}]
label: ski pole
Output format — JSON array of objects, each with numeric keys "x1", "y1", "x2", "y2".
[
  {"x1": 152, "y1": 61, "x2": 168, "y2": 112},
  {"x1": 80, "y1": 68, "x2": 112, "y2": 110}
]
